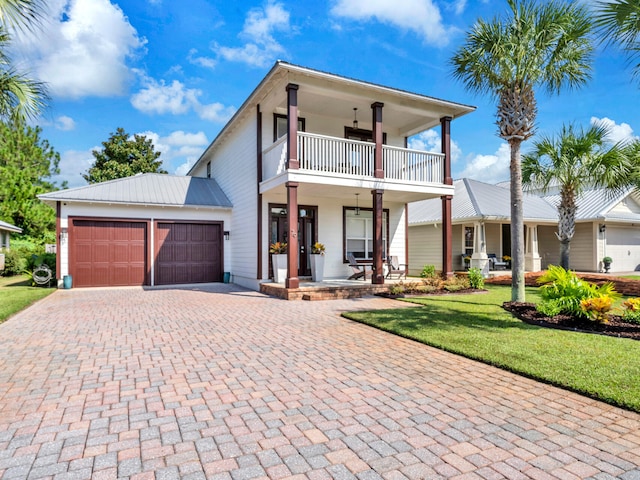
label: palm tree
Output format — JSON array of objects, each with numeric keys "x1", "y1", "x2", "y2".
[
  {"x1": 0, "y1": 0, "x2": 47, "y2": 120},
  {"x1": 450, "y1": 0, "x2": 593, "y2": 301},
  {"x1": 595, "y1": 0, "x2": 640, "y2": 81},
  {"x1": 522, "y1": 122, "x2": 635, "y2": 270}
]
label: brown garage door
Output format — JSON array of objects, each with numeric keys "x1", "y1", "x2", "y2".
[
  {"x1": 71, "y1": 219, "x2": 148, "y2": 287},
  {"x1": 155, "y1": 222, "x2": 222, "y2": 285}
]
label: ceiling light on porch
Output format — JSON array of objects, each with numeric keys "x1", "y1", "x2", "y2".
[
  {"x1": 355, "y1": 193, "x2": 360, "y2": 215},
  {"x1": 353, "y1": 107, "x2": 358, "y2": 129}
]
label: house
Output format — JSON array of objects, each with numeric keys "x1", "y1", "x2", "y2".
[
  {"x1": 408, "y1": 178, "x2": 640, "y2": 274},
  {"x1": 0, "y1": 220, "x2": 22, "y2": 250},
  {"x1": 39, "y1": 61, "x2": 475, "y2": 290}
]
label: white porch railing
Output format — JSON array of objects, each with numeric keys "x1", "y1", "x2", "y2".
[
  {"x1": 383, "y1": 145, "x2": 444, "y2": 183},
  {"x1": 262, "y1": 132, "x2": 445, "y2": 184}
]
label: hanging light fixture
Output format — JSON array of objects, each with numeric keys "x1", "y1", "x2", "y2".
[
  {"x1": 355, "y1": 193, "x2": 360, "y2": 215},
  {"x1": 353, "y1": 107, "x2": 358, "y2": 129}
]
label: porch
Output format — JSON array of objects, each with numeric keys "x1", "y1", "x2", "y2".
[{"x1": 260, "y1": 277, "x2": 407, "y2": 301}]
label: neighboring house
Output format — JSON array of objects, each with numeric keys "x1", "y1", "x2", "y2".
[
  {"x1": 0, "y1": 220, "x2": 22, "y2": 250},
  {"x1": 39, "y1": 61, "x2": 475, "y2": 289},
  {"x1": 408, "y1": 178, "x2": 640, "y2": 274}
]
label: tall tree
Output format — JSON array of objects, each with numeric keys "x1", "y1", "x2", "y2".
[
  {"x1": 522, "y1": 123, "x2": 635, "y2": 269},
  {"x1": 83, "y1": 128, "x2": 166, "y2": 184},
  {"x1": 450, "y1": 0, "x2": 594, "y2": 301},
  {"x1": 0, "y1": 117, "x2": 61, "y2": 238},
  {"x1": 0, "y1": 0, "x2": 47, "y2": 120},
  {"x1": 595, "y1": 0, "x2": 640, "y2": 82}
]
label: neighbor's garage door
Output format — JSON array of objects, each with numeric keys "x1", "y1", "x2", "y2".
[
  {"x1": 154, "y1": 222, "x2": 222, "y2": 285},
  {"x1": 71, "y1": 219, "x2": 147, "y2": 287},
  {"x1": 606, "y1": 226, "x2": 640, "y2": 271}
]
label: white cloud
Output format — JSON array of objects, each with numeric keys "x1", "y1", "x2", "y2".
[
  {"x1": 330, "y1": 0, "x2": 453, "y2": 46},
  {"x1": 131, "y1": 77, "x2": 236, "y2": 122},
  {"x1": 52, "y1": 148, "x2": 96, "y2": 188},
  {"x1": 590, "y1": 116, "x2": 638, "y2": 145},
  {"x1": 215, "y1": 1, "x2": 290, "y2": 67},
  {"x1": 55, "y1": 115, "x2": 75, "y2": 131},
  {"x1": 457, "y1": 143, "x2": 511, "y2": 184},
  {"x1": 409, "y1": 130, "x2": 462, "y2": 163},
  {"x1": 15, "y1": 0, "x2": 145, "y2": 98},
  {"x1": 138, "y1": 130, "x2": 209, "y2": 176},
  {"x1": 187, "y1": 49, "x2": 217, "y2": 69}
]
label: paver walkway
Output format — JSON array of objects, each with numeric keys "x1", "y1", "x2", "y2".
[{"x1": 1, "y1": 285, "x2": 639, "y2": 480}]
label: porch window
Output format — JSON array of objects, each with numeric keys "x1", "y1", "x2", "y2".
[
  {"x1": 464, "y1": 226, "x2": 474, "y2": 255},
  {"x1": 274, "y1": 114, "x2": 305, "y2": 141},
  {"x1": 343, "y1": 207, "x2": 388, "y2": 261}
]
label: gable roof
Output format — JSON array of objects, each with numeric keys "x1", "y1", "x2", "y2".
[
  {"x1": 408, "y1": 178, "x2": 557, "y2": 225},
  {"x1": 0, "y1": 220, "x2": 22, "y2": 233},
  {"x1": 541, "y1": 187, "x2": 640, "y2": 222},
  {"x1": 38, "y1": 174, "x2": 232, "y2": 209}
]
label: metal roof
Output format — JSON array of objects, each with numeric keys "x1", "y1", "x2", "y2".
[
  {"x1": 38, "y1": 174, "x2": 232, "y2": 208},
  {"x1": 0, "y1": 220, "x2": 22, "y2": 233},
  {"x1": 408, "y1": 178, "x2": 558, "y2": 225},
  {"x1": 541, "y1": 187, "x2": 637, "y2": 222}
]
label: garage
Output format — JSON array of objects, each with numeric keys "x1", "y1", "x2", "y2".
[
  {"x1": 606, "y1": 226, "x2": 640, "y2": 271},
  {"x1": 154, "y1": 222, "x2": 223, "y2": 285},
  {"x1": 70, "y1": 219, "x2": 148, "y2": 287}
]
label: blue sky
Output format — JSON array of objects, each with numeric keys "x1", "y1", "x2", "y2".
[{"x1": 12, "y1": 0, "x2": 640, "y2": 188}]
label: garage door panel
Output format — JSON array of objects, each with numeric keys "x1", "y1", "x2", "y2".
[
  {"x1": 154, "y1": 222, "x2": 222, "y2": 285},
  {"x1": 71, "y1": 220, "x2": 147, "y2": 287}
]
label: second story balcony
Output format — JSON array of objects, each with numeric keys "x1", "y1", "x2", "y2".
[{"x1": 261, "y1": 131, "x2": 448, "y2": 197}]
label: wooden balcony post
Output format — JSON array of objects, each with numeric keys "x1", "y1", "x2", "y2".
[
  {"x1": 287, "y1": 83, "x2": 299, "y2": 170},
  {"x1": 372, "y1": 102, "x2": 384, "y2": 179},
  {"x1": 286, "y1": 181, "x2": 299, "y2": 289},
  {"x1": 372, "y1": 188, "x2": 385, "y2": 284},
  {"x1": 441, "y1": 115, "x2": 453, "y2": 278}
]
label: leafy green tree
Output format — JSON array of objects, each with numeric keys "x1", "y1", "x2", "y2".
[
  {"x1": 595, "y1": 0, "x2": 640, "y2": 82},
  {"x1": 0, "y1": 0, "x2": 47, "y2": 120},
  {"x1": 0, "y1": 117, "x2": 61, "y2": 238},
  {"x1": 450, "y1": 0, "x2": 594, "y2": 302},
  {"x1": 83, "y1": 128, "x2": 166, "y2": 184},
  {"x1": 522, "y1": 122, "x2": 636, "y2": 269}
]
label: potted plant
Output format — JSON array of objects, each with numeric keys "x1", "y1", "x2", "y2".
[
  {"x1": 310, "y1": 242, "x2": 325, "y2": 282},
  {"x1": 270, "y1": 242, "x2": 287, "y2": 283},
  {"x1": 502, "y1": 255, "x2": 511, "y2": 269},
  {"x1": 602, "y1": 256, "x2": 612, "y2": 273},
  {"x1": 463, "y1": 256, "x2": 471, "y2": 270}
]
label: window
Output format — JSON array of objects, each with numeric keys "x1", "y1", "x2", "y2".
[
  {"x1": 274, "y1": 114, "x2": 306, "y2": 141},
  {"x1": 464, "y1": 226, "x2": 474, "y2": 255},
  {"x1": 344, "y1": 208, "x2": 388, "y2": 260}
]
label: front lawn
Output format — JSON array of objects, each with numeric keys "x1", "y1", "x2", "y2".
[
  {"x1": 343, "y1": 285, "x2": 640, "y2": 412},
  {"x1": 0, "y1": 274, "x2": 55, "y2": 324}
]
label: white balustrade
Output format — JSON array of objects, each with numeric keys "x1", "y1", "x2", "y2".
[
  {"x1": 298, "y1": 132, "x2": 374, "y2": 177},
  {"x1": 383, "y1": 145, "x2": 444, "y2": 183}
]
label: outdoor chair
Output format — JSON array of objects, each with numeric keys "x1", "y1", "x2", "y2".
[
  {"x1": 488, "y1": 253, "x2": 508, "y2": 270},
  {"x1": 386, "y1": 256, "x2": 407, "y2": 279},
  {"x1": 347, "y1": 253, "x2": 372, "y2": 280}
]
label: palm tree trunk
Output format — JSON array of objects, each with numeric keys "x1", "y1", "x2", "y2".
[
  {"x1": 556, "y1": 189, "x2": 576, "y2": 270},
  {"x1": 510, "y1": 138, "x2": 525, "y2": 302}
]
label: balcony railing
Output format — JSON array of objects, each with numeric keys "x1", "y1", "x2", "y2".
[{"x1": 262, "y1": 132, "x2": 445, "y2": 184}]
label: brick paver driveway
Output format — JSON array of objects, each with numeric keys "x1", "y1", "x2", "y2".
[{"x1": 1, "y1": 285, "x2": 639, "y2": 480}]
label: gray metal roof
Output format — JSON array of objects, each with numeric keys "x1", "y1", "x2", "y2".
[
  {"x1": 408, "y1": 178, "x2": 558, "y2": 225},
  {"x1": 38, "y1": 174, "x2": 232, "y2": 208},
  {"x1": 541, "y1": 187, "x2": 637, "y2": 222},
  {"x1": 0, "y1": 220, "x2": 22, "y2": 233}
]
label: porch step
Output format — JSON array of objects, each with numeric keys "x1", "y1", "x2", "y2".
[{"x1": 260, "y1": 282, "x2": 390, "y2": 300}]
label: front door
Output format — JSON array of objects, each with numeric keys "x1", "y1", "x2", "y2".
[{"x1": 269, "y1": 205, "x2": 317, "y2": 277}]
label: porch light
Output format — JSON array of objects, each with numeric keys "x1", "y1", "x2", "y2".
[
  {"x1": 224, "y1": 231, "x2": 230, "y2": 240},
  {"x1": 59, "y1": 228, "x2": 68, "y2": 243},
  {"x1": 355, "y1": 193, "x2": 360, "y2": 215},
  {"x1": 599, "y1": 224, "x2": 606, "y2": 233},
  {"x1": 353, "y1": 107, "x2": 358, "y2": 129}
]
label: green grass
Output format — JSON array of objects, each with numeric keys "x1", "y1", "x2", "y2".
[
  {"x1": 621, "y1": 275, "x2": 640, "y2": 280},
  {"x1": 0, "y1": 274, "x2": 55, "y2": 324},
  {"x1": 343, "y1": 285, "x2": 640, "y2": 412}
]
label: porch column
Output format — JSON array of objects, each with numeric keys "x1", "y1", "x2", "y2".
[
  {"x1": 372, "y1": 188, "x2": 385, "y2": 284},
  {"x1": 286, "y1": 83, "x2": 299, "y2": 170},
  {"x1": 442, "y1": 195, "x2": 453, "y2": 277},
  {"x1": 286, "y1": 182, "x2": 299, "y2": 289},
  {"x1": 524, "y1": 224, "x2": 541, "y2": 272},
  {"x1": 372, "y1": 102, "x2": 384, "y2": 179},
  {"x1": 471, "y1": 221, "x2": 489, "y2": 275},
  {"x1": 441, "y1": 116, "x2": 453, "y2": 278}
]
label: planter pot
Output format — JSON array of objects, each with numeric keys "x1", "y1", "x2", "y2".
[
  {"x1": 272, "y1": 254, "x2": 287, "y2": 283},
  {"x1": 604, "y1": 262, "x2": 611, "y2": 273},
  {"x1": 310, "y1": 254, "x2": 325, "y2": 282}
]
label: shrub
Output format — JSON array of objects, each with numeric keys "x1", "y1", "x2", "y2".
[
  {"x1": 580, "y1": 296, "x2": 614, "y2": 323},
  {"x1": 389, "y1": 284, "x2": 404, "y2": 295},
  {"x1": 467, "y1": 267, "x2": 484, "y2": 289},
  {"x1": 1, "y1": 248, "x2": 27, "y2": 276},
  {"x1": 537, "y1": 265, "x2": 620, "y2": 319},
  {"x1": 420, "y1": 264, "x2": 437, "y2": 279},
  {"x1": 443, "y1": 274, "x2": 470, "y2": 292},
  {"x1": 622, "y1": 298, "x2": 640, "y2": 324}
]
